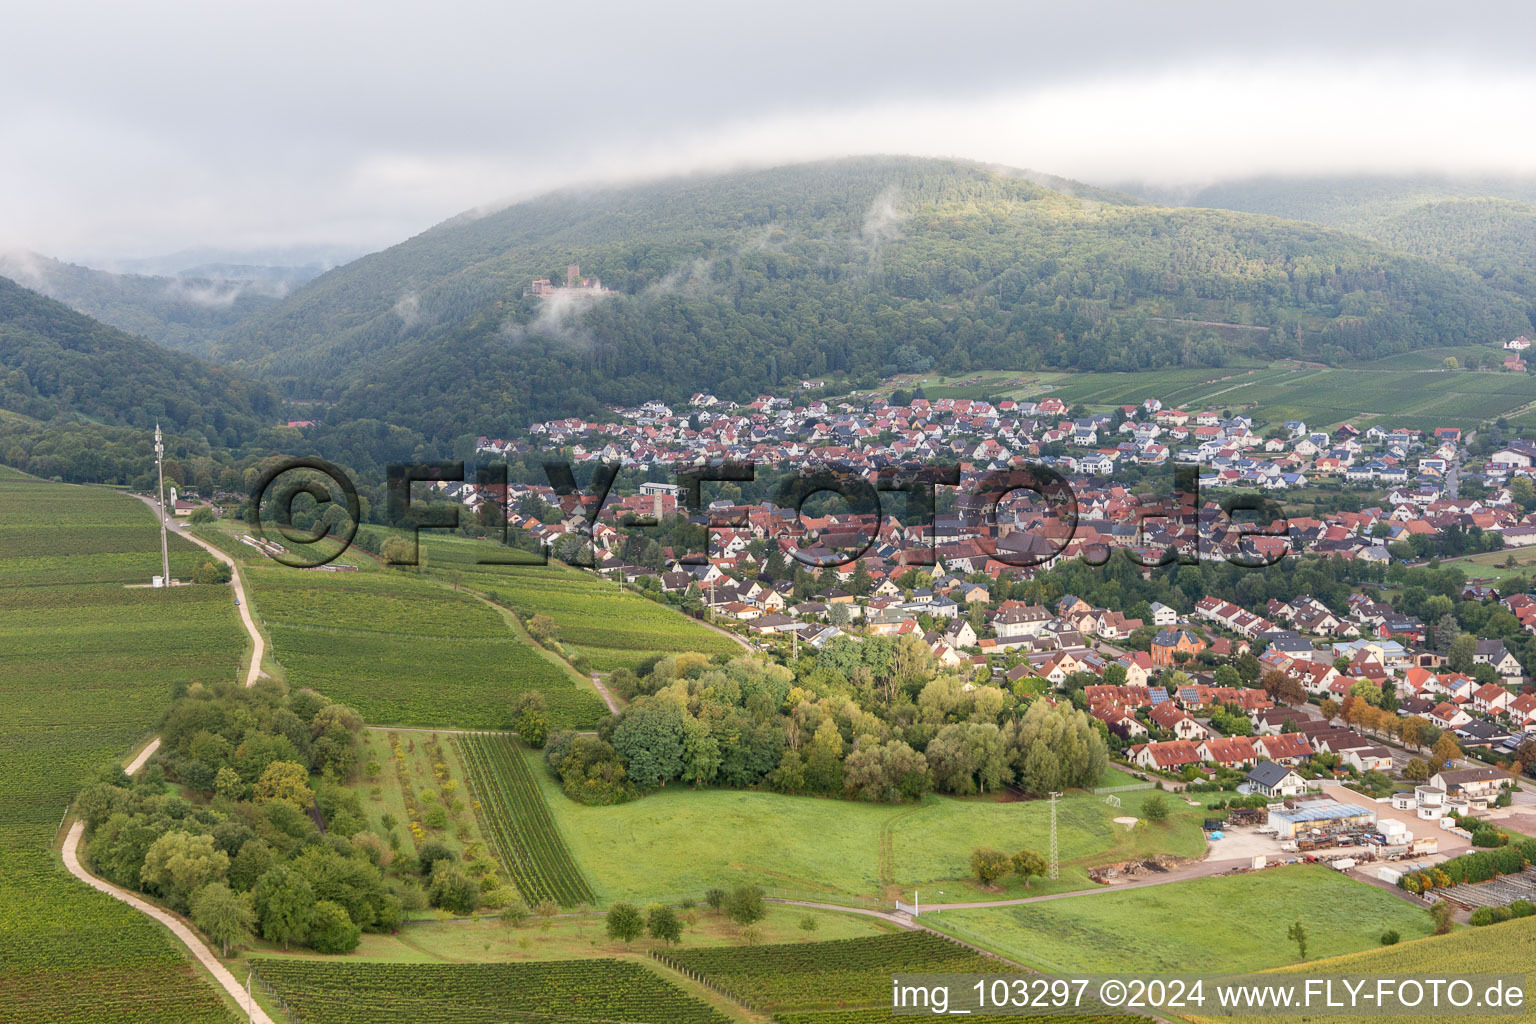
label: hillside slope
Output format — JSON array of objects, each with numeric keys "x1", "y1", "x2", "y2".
[
  {"x1": 0, "y1": 275, "x2": 276, "y2": 444},
  {"x1": 0, "y1": 252, "x2": 294, "y2": 355},
  {"x1": 219, "y1": 157, "x2": 1533, "y2": 445},
  {"x1": 1141, "y1": 175, "x2": 1536, "y2": 311}
]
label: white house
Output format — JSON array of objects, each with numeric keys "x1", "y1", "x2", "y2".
[{"x1": 1246, "y1": 760, "x2": 1307, "y2": 798}]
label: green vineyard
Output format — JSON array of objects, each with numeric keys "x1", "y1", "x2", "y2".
[
  {"x1": 251, "y1": 958, "x2": 732, "y2": 1024},
  {"x1": 458, "y1": 732, "x2": 595, "y2": 906},
  {"x1": 467, "y1": 566, "x2": 741, "y2": 672},
  {"x1": 246, "y1": 566, "x2": 607, "y2": 729},
  {"x1": 656, "y1": 931, "x2": 1017, "y2": 1012},
  {"x1": 0, "y1": 473, "x2": 242, "y2": 1023}
]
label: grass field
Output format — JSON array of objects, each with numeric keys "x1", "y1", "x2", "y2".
[
  {"x1": 243, "y1": 563, "x2": 608, "y2": 728},
  {"x1": 933, "y1": 865, "x2": 1437, "y2": 974},
  {"x1": 0, "y1": 472, "x2": 243, "y2": 1023},
  {"x1": 1190, "y1": 912, "x2": 1536, "y2": 1024},
  {"x1": 317, "y1": 527, "x2": 741, "y2": 673},
  {"x1": 1437, "y1": 546, "x2": 1536, "y2": 582},
  {"x1": 530, "y1": 751, "x2": 1205, "y2": 904},
  {"x1": 423, "y1": 538, "x2": 743, "y2": 672},
  {"x1": 247, "y1": 901, "x2": 888, "y2": 964}
]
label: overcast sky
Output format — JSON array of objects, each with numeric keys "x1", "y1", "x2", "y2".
[{"x1": 4, "y1": 0, "x2": 1536, "y2": 264}]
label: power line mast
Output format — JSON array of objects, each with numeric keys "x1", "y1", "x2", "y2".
[
  {"x1": 155, "y1": 423, "x2": 171, "y2": 586},
  {"x1": 1048, "y1": 791, "x2": 1063, "y2": 881}
]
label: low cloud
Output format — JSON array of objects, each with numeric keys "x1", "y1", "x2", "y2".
[
  {"x1": 860, "y1": 186, "x2": 905, "y2": 247},
  {"x1": 7, "y1": 52, "x2": 1536, "y2": 259},
  {"x1": 161, "y1": 277, "x2": 289, "y2": 307},
  {"x1": 641, "y1": 258, "x2": 715, "y2": 300},
  {"x1": 501, "y1": 287, "x2": 614, "y2": 350},
  {"x1": 392, "y1": 290, "x2": 421, "y2": 328}
]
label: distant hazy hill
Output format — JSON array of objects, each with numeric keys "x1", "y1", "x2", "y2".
[
  {"x1": 1136, "y1": 173, "x2": 1536, "y2": 228},
  {"x1": 1133, "y1": 175, "x2": 1536, "y2": 309},
  {"x1": 0, "y1": 275, "x2": 276, "y2": 444},
  {"x1": 217, "y1": 157, "x2": 1531, "y2": 444},
  {"x1": 0, "y1": 252, "x2": 301, "y2": 355}
]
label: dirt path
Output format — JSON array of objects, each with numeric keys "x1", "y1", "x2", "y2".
[
  {"x1": 590, "y1": 673, "x2": 620, "y2": 714},
  {"x1": 771, "y1": 854, "x2": 1251, "y2": 921},
  {"x1": 132, "y1": 496, "x2": 265, "y2": 686},
  {"x1": 61, "y1": 822, "x2": 274, "y2": 1023},
  {"x1": 60, "y1": 494, "x2": 276, "y2": 1021}
]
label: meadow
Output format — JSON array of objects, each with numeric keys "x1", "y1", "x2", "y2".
[
  {"x1": 530, "y1": 750, "x2": 1205, "y2": 904},
  {"x1": 246, "y1": 901, "x2": 886, "y2": 964},
  {"x1": 323, "y1": 527, "x2": 741, "y2": 672},
  {"x1": 0, "y1": 472, "x2": 243, "y2": 1023},
  {"x1": 934, "y1": 865, "x2": 1437, "y2": 974},
  {"x1": 1190, "y1": 912, "x2": 1536, "y2": 1024},
  {"x1": 244, "y1": 564, "x2": 608, "y2": 728},
  {"x1": 1439, "y1": 546, "x2": 1536, "y2": 582},
  {"x1": 452, "y1": 561, "x2": 743, "y2": 671}
]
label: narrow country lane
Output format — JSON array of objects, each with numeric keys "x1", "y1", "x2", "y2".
[
  {"x1": 61, "y1": 822, "x2": 275, "y2": 1024},
  {"x1": 58, "y1": 492, "x2": 276, "y2": 1021},
  {"x1": 591, "y1": 672, "x2": 620, "y2": 714},
  {"x1": 133, "y1": 494, "x2": 265, "y2": 685}
]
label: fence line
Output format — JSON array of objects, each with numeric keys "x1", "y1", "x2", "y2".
[{"x1": 247, "y1": 967, "x2": 296, "y2": 1024}]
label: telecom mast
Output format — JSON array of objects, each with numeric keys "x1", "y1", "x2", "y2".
[
  {"x1": 155, "y1": 424, "x2": 171, "y2": 586},
  {"x1": 1048, "y1": 791, "x2": 1063, "y2": 880}
]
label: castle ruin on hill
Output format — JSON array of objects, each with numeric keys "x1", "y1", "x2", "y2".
[{"x1": 526, "y1": 263, "x2": 608, "y2": 298}]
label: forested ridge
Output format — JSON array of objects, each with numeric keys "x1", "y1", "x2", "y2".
[
  {"x1": 7, "y1": 159, "x2": 1536, "y2": 478},
  {"x1": 216, "y1": 157, "x2": 1534, "y2": 445},
  {"x1": 1143, "y1": 174, "x2": 1536, "y2": 320},
  {"x1": 0, "y1": 277, "x2": 276, "y2": 441},
  {"x1": 0, "y1": 276, "x2": 294, "y2": 484},
  {"x1": 0, "y1": 252, "x2": 292, "y2": 356}
]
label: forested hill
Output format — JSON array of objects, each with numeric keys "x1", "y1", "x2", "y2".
[
  {"x1": 220, "y1": 157, "x2": 1532, "y2": 445},
  {"x1": 1134, "y1": 175, "x2": 1536, "y2": 312},
  {"x1": 0, "y1": 275, "x2": 277, "y2": 445},
  {"x1": 0, "y1": 252, "x2": 292, "y2": 356},
  {"x1": 1140, "y1": 174, "x2": 1536, "y2": 230}
]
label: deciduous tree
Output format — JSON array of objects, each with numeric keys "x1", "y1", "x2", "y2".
[
  {"x1": 189, "y1": 882, "x2": 255, "y2": 956},
  {"x1": 646, "y1": 904, "x2": 682, "y2": 945},
  {"x1": 606, "y1": 902, "x2": 644, "y2": 946},
  {"x1": 1011, "y1": 849, "x2": 1047, "y2": 888},
  {"x1": 970, "y1": 847, "x2": 1011, "y2": 887}
]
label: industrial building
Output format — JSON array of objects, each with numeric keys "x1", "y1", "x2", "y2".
[{"x1": 1268, "y1": 797, "x2": 1377, "y2": 840}]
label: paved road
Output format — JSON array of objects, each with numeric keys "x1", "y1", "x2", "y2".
[{"x1": 60, "y1": 493, "x2": 274, "y2": 1020}]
